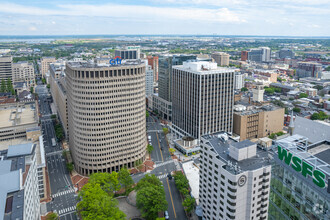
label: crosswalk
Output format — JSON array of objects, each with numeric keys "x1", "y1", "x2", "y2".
[
  {"x1": 157, "y1": 174, "x2": 168, "y2": 179},
  {"x1": 155, "y1": 160, "x2": 174, "y2": 168},
  {"x1": 58, "y1": 206, "x2": 76, "y2": 215},
  {"x1": 52, "y1": 189, "x2": 75, "y2": 198}
]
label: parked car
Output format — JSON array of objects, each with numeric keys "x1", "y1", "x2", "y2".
[{"x1": 164, "y1": 211, "x2": 169, "y2": 220}]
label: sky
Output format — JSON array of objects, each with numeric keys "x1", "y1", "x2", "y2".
[{"x1": 0, "y1": 0, "x2": 329, "y2": 36}]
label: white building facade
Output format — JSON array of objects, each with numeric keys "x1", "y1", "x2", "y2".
[{"x1": 199, "y1": 132, "x2": 271, "y2": 220}]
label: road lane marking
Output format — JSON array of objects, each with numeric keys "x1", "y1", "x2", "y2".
[
  {"x1": 166, "y1": 178, "x2": 177, "y2": 218},
  {"x1": 156, "y1": 132, "x2": 164, "y2": 162}
]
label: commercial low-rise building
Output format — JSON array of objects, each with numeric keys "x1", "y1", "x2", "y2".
[
  {"x1": 199, "y1": 132, "x2": 271, "y2": 220},
  {"x1": 233, "y1": 105, "x2": 284, "y2": 141}
]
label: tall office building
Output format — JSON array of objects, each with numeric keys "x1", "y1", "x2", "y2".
[
  {"x1": 260, "y1": 47, "x2": 271, "y2": 62},
  {"x1": 147, "y1": 56, "x2": 159, "y2": 82},
  {"x1": 171, "y1": 61, "x2": 235, "y2": 140},
  {"x1": 41, "y1": 57, "x2": 56, "y2": 78},
  {"x1": 66, "y1": 60, "x2": 147, "y2": 175},
  {"x1": 211, "y1": 52, "x2": 230, "y2": 66},
  {"x1": 0, "y1": 56, "x2": 12, "y2": 82},
  {"x1": 199, "y1": 132, "x2": 271, "y2": 220},
  {"x1": 234, "y1": 72, "x2": 244, "y2": 90},
  {"x1": 241, "y1": 48, "x2": 271, "y2": 62},
  {"x1": 279, "y1": 48, "x2": 295, "y2": 59},
  {"x1": 12, "y1": 61, "x2": 35, "y2": 89},
  {"x1": 158, "y1": 55, "x2": 196, "y2": 102},
  {"x1": 296, "y1": 62, "x2": 322, "y2": 78},
  {"x1": 115, "y1": 46, "x2": 140, "y2": 60},
  {"x1": 241, "y1": 51, "x2": 249, "y2": 61},
  {"x1": 145, "y1": 64, "x2": 154, "y2": 97},
  {"x1": 153, "y1": 55, "x2": 196, "y2": 120}
]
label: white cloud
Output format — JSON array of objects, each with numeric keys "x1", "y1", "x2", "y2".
[
  {"x1": 28, "y1": 26, "x2": 37, "y2": 31},
  {"x1": 0, "y1": 3, "x2": 244, "y2": 24}
]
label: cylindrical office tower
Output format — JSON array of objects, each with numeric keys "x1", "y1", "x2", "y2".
[{"x1": 66, "y1": 61, "x2": 147, "y2": 176}]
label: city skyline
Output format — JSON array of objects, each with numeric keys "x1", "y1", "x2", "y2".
[{"x1": 0, "y1": 0, "x2": 329, "y2": 36}]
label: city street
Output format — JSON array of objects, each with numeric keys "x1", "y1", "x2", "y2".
[
  {"x1": 36, "y1": 86, "x2": 78, "y2": 220},
  {"x1": 131, "y1": 114, "x2": 187, "y2": 220}
]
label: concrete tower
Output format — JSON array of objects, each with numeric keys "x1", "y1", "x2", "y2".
[{"x1": 288, "y1": 111, "x2": 295, "y2": 136}]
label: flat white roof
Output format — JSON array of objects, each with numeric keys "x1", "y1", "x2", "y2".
[{"x1": 182, "y1": 161, "x2": 200, "y2": 205}]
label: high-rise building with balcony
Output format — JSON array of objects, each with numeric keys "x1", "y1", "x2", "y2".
[
  {"x1": 199, "y1": 132, "x2": 271, "y2": 220},
  {"x1": 171, "y1": 61, "x2": 235, "y2": 140},
  {"x1": 66, "y1": 60, "x2": 147, "y2": 175}
]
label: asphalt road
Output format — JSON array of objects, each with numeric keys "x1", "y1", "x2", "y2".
[
  {"x1": 132, "y1": 114, "x2": 187, "y2": 220},
  {"x1": 36, "y1": 88, "x2": 78, "y2": 220}
]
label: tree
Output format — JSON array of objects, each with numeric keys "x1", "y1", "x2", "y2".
[
  {"x1": 274, "y1": 88, "x2": 282, "y2": 93},
  {"x1": 46, "y1": 212, "x2": 59, "y2": 220},
  {"x1": 169, "y1": 148, "x2": 176, "y2": 156},
  {"x1": 241, "y1": 87, "x2": 248, "y2": 92},
  {"x1": 136, "y1": 174, "x2": 162, "y2": 191},
  {"x1": 311, "y1": 111, "x2": 328, "y2": 121},
  {"x1": 146, "y1": 111, "x2": 150, "y2": 117},
  {"x1": 47, "y1": 84, "x2": 50, "y2": 89},
  {"x1": 136, "y1": 185, "x2": 168, "y2": 220},
  {"x1": 182, "y1": 195, "x2": 196, "y2": 214},
  {"x1": 42, "y1": 78, "x2": 46, "y2": 84},
  {"x1": 89, "y1": 172, "x2": 121, "y2": 194},
  {"x1": 299, "y1": 93, "x2": 308, "y2": 98},
  {"x1": 118, "y1": 167, "x2": 134, "y2": 193},
  {"x1": 77, "y1": 183, "x2": 126, "y2": 220},
  {"x1": 162, "y1": 127, "x2": 169, "y2": 135},
  {"x1": 173, "y1": 172, "x2": 189, "y2": 196},
  {"x1": 313, "y1": 85, "x2": 323, "y2": 90},
  {"x1": 265, "y1": 87, "x2": 275, "y2": 94},
  {"x1": 147, "y1": 144, "x2": 154, "y2": 154},
  {"x1": 66, "y1": 162, "x2": 74, "y2": 173},
  {"x1": 1, "y1": 79, "x2": 6, "y2": 92},
  {"x1": 293, "y1": 107, "x2": 301, "y2": 113},
  {"x1": 30, "y1": 86, "x2": 34, "y2": 94}
]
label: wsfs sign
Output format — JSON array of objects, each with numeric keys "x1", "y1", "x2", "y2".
[
  {"x1": 277, "y1": 146, "x2": 326, "y2": 188},
  {"x1": 110, "y1": 56, "x2": 122, "y2": 65}
]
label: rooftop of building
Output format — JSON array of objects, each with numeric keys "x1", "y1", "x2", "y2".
[
  {"x1": 0, "y1": 142, "x2": 36, "y2": 220},
  {"x1": 270, "y1": 82, "x2": 296, "y2": 90},
  {"x1": 67, "y1": 60, "x2": 144, "y2": 69},
  {"x1": 173, "y1": 61, "x2": 234, "y2": 74},
  {"x1": 201, "y1": 132, "x2": 271, "y2": 174},
  {"x1": 293, "y1": 116, "x2": 330, "y2": 143},
  {"x1": 234, "y1": 104, "x2": 282, "y2": 115},
  {"x1": 0, "y1": 104, "x2": 37, "y2": 129}
]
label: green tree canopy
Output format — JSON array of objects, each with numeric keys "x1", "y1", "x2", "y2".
[
  {"x1": 182, "y1": 195, "x2": 196, "y2": 214},
  {"x1": 146, "y1": 111, "x2": 150, "y2": 117},
  {"x1": 265, "y1": 87, "x2": 275, "y2": 94},
  {"x1": 46, "y1": 212, "x2": 59, "y2": 220},
  {"x1": 147, "y1": 144, "x2": 154, "y2": 154},
  {"x1": 89, "y1": 172, "x2": 121, "y2": 194},
  {"x1": 173, "y1": 172, "x2": 189, "y2": 196},
  {"x1": 241, "y1": 87, "x2": 248, "y2": 92},
  {"x1": 299, "y1": 93, "x2": 308, "y2": 98},
  {"x1": 311, "y1": 111, "x2": 329, "y2": 121},
  {"x1": 118, "y1": 167, "x2": 134, "y2": 193},
  {"x1": 77, "y1": 183, "x2": 126, "y2": 220},
  {"x1": 293, "y1": 107, "x2": 301, "y2": 113},
  {"x1": 136, "y1": 174, "x2": 162, "y2": 191},
  {"x1": 136, "y1": 185, "x2": 168, "y2": 220},
  {"x1": 162, "y1": 127, "x2": 169, "y2": 135}
]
